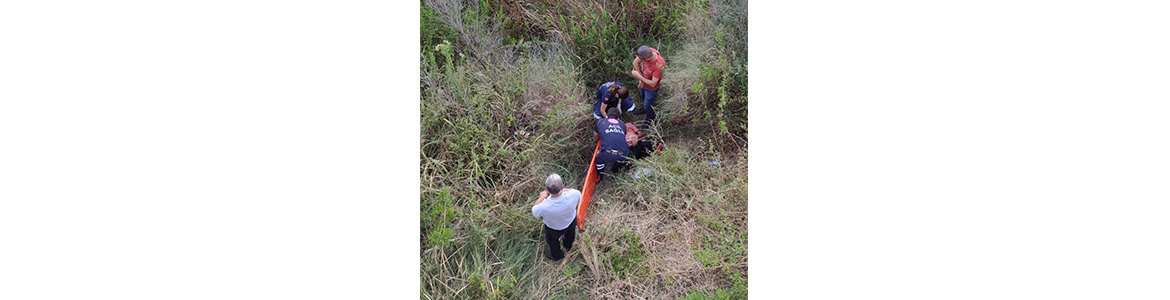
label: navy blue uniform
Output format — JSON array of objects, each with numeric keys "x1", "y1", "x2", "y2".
[
  {"x1": 592, "y1": 82, "x2": 635, "y2": 119},
  {"x1": 594, "y1": 117, "x2": 631, "y2": 180}
]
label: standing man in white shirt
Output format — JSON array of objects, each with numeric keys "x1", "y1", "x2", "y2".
[{"x1": 531, "y1": 173, "x2": 582, "y2": 261}]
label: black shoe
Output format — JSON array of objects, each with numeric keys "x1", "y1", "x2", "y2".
[{"x1": 544, "y1": 248, "x2": 562, "y2": 261}]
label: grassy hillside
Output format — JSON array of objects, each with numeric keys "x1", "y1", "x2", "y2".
[{"x1": 420, "y1": 0, "x2": 747, "y2": 298}]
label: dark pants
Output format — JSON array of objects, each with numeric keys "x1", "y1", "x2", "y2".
[
  {"x1": 544, "y1": 217, "x2": 577, "y2": 260},
  {"x1": 630, "y1": 140, "x2": 656, "y2": 160},
  {"x1": 595, "y1": 151, "x2": 627, "y2": 180},
  {"x1": 640, "y1": 88, "x2": 659, "y2": 122}
]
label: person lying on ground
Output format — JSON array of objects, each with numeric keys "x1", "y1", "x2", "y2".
[
  {"x1": 625, "y1": 122, "x2": 658, "y2": 160},
  {"x1": 593, "y1": 81, "x2": 634, "y2": 119},
  {"x1": 531, "y1": 173, "x2": 581, "y2": 261},
  {"x1": 593, "y1": 107, "x2": 630, "y2": 182}
]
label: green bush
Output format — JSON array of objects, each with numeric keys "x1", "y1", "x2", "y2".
[
  {"x1": 616, "y1": 142, "x2": 749, "y2": 298},
  {"x1": 421, "y1": 4, "x2": 455, "y2": 51},
  {"x1": 606, "y1": 231, "x2": 648, "y2": 279},
  {"x1": 421, "y1": 0, "x2": 747, "y2": 298},
  {"x1": 421, "y1": 1, "x2": 593, "y2": 298},
  {"x1": 665, "y1": 0, "x2": 747, "y2": 149},
  {"x1": 487, "y1": 0, "x2": 685, "y2": 86},
  {"x1": 679, "y1": 272, "x2": 747, "y2": 299}
]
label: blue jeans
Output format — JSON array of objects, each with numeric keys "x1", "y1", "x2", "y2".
[{"x1": 641, "y1": 88, "x2": 659, "y2": 122}]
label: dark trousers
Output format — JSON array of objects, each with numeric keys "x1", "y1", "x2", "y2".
[
  {"x1": 630, "y1": 140, "x2": 656, "y2": 160},
  {"x1": 544, "y1": 217, "x2": 577, "y2": 260},
  {"x1": 595, "y1": 151, "x2": 627, "y2": 180}
]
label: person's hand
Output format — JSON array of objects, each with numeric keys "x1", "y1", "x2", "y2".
[
  {"x1": 631, "y1": 69, "x2": 642, "y2": 78},
  {"x1": 535, "y1": 190, "x2": 549, "y2": 206},
  {"x1": 638, "y1": 81, "x2": 645, "y2": 89}
]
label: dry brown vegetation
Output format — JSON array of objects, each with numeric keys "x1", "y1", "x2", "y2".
[{"x1": 421, "y1": 0, "x2": 747, "y2": 298}]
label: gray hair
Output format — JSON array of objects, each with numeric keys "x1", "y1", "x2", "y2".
[
  {"x1": 545, "y1": 173, "x2": 563, "y2": 195},
  {"x1": 636, "y1": 45, "x2": 652, "y2": 59}
]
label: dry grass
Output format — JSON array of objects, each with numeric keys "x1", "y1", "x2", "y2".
[{"x1": 421, "y1": 0, "x2": 747, "y2": 299}]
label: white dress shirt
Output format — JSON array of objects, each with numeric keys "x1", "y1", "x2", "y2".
[{"x1": 532, "y1": 189, "x2": 582, "y2": 230}]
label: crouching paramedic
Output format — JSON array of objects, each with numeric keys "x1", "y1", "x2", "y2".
[
  {"x1": 593, "y1": 107, "x2": 630, "y2": 182},
  {"x1": 593, "y1": 81, "x2": 635, "y2": 119},
  {"x1": 532, "y1": 173, "x2": 581, "y2": 261}
]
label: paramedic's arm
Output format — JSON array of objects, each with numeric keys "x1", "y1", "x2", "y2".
[{"x1": 593, "y1": 122, "x2": 600, "y2": 141}]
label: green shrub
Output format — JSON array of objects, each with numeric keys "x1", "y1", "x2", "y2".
[
  {"x1": 421, "y1": 4, "x2": 456, "y2": 51},
  {"x1": 606, "y1": 231, "x2": 648, "y2": 279},
  {"x1": 679, "y1": 272, "x2": 747, "y2": 299},
  {"x1": 421, "y1": 0, "x2": 747, "y2": 298},
  {"x1": 663, "y1": 0, "x2": 747, "y2": 150},
  {"x1": 616, "y1": 141, "x2": 748, "y2": 298},
  {"x1": 420, "y1": 1, "x2": 600, "y2": 299},
  {"x1": 486, "y1": 0, "x2": 685, "y2": 86},
  {"x1": 427, "y1": 226, "x2": 455, "y2": 249}
]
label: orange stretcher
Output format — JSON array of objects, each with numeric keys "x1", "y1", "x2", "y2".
[
  {"x1": 576, "y1": 140, "x2": 601, "y2": 229},
  {"x1": 575, "y1": 136, "x2": 665, "y2": 229}
]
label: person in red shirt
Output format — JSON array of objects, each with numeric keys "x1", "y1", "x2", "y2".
[{"x1": 631, "y1": 45, "x2": 665, "y2": 123}]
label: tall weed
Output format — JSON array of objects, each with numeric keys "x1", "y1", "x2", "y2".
[
  {"x1": 420, "y1": 1, "x2": 594, "y2": 299},
  {"x1": 487, "y1": 0, "x2": 685, "y2": 86},
  {"x1": 660, "y1": 0, "x2": 748, "y2": 151},
  {"x1": 421, "y1": 0, "x2": 748, "y2": 298}
]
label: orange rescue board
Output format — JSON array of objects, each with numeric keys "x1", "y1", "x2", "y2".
[{"x1": 576, "y1": 140, "x2": 601, "y2": 229}]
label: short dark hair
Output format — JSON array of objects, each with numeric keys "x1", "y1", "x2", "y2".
[
  {"x1": 615, "y1": 85, "x2": 628, "y2": 100},
  {"x1": 607, "y1": 107, "x2": 621, "y2": 118},
  {"x1": 636, "y1": 45, "x2": 652, "y2": 58}
]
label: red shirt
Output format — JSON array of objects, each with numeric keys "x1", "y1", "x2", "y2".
[{"x1": 638, "y1": 47, "x2": 665, "y2": 90}]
